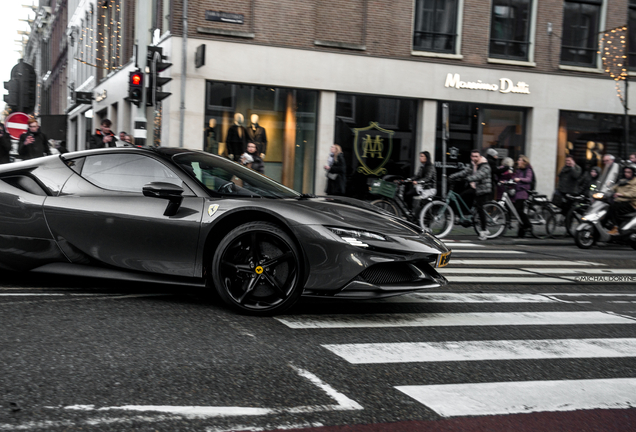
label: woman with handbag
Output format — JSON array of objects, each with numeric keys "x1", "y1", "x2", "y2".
[{"x1": 324, "y1": 144, "x2": 346, "y2": 195}]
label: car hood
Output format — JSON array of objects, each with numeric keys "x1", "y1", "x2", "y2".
[{"x1": 290, "y1": 195, "x2": 436, "y2": 238}]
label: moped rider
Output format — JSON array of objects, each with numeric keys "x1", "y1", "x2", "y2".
[{"x1": 606, "y1": 165, "x2": 636, "y2": 235}]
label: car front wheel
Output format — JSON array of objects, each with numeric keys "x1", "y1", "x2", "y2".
[{"x1": 211, "y1": 222, "x2": 302, "y2": 315}]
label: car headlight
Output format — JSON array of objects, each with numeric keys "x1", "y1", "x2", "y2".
[
  {"x1": 592, "y1": 192, "x2": 605, "y2": 200},
  {"x1": 327, "y1": 227, "x2": 387, "y2": 247}
]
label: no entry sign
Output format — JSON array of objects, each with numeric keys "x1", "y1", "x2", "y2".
[{"x1": 5, "y1": 112, "x2": 30, "y2": 140}]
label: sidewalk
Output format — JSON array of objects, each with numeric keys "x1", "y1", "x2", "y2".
[{"x1": 442, "y1": 225, "x2": 575, "y2": 246}]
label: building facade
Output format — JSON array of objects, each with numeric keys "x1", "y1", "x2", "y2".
[{"x1": 53, "y1": 1, "x2": 636, "y2": 197}]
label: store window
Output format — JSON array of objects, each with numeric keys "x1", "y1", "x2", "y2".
[
  {"x1": 204, "y1": 82, "x2": 318, "y2": 194},
  {"x1": 560, "y1": 0, "x2": 602, "y2": 67},
  {"x1": 435, "y1": 102, "x2": 526, "y2": 178},
  {"x1": 412, "y1": 0, "x2": 460, "y2": 54},
  {"x1": 335, "y1": 93, "x2": 418, "y2": 198},
  {"x1": 629, "y1": 0, "x2": 636, "y2": 70},
  {"x1": 557, "y1": 111, "x2": 636, "y2": 178},
  {"x1": 489, "y1": 0, "x2": 533, "y2": 61}
]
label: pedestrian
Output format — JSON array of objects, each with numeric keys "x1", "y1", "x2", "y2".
[
  {"x1": 629, "y1": 153, "x2": 636, "y2": 164},
  {"x1": 553, "y1": 155, "x2": 581, "y2": 212},
  {"x1": 598, "y1": 154, "x2": 619, "y2": 193},
  {"x1": 18, "y1": 119, "x2": 51, "y2": 160},
  {"x1": 449, "y1": 149, "x2": 492, "y2": 240},
  {"x1": 606, "y1": 165, "x2": 636, "y2": 234},
  {"x1": 119, "y1": 131, "x2": 128, "y2": 142},
  {"x1": 89, "y1": 119, "x2": 117, "y2": 149},
  {"x1": 242, "y1": 142, "x2": 265, "y2": 174},
  {"x1": 0, "y1": 123, "x2": 12, "y2": 164},
  {"x1": 513, "y1": 155, "x2": 534, "y2": 238},
  {"x1": 324, "y1": 144, "x2": 346, "y2": 195},
  {"x1": 405, "y1": 151, "x2": 436, "y2": 209}
]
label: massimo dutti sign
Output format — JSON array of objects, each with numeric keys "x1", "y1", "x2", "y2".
[{"x1": 444, "y1": 73, "x2": 530, "y2": 94}]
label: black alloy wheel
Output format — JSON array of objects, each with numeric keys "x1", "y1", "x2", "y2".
[{"x1": 212, "y1": 222, "x2": 302, "y2": 315}]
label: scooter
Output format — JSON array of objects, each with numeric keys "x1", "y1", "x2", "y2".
[{"x1": 574, "y1": 191, "x2": 636, "y2": 249}]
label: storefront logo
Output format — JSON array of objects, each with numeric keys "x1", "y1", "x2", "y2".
[
  {"x1": 353, "y1": 122, "x2": 394, "y2": 176},
  {"x1": 444, "y1": 73, "x2": 530, "y2": 94}
]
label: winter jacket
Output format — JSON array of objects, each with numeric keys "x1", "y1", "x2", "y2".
[
  {"x1": 88, "y1": 129, "x2": 118, "y2": 149},
  {"x1": 18, "y1": 130, "x2": 51, "y2": 160},
  {"x1": 513, "y1": 166, "x2": 534, "y2": 201},
  {"x1": 449, "y1": 156, "x2": 492, "y2": 196},
  {"x1": 413, "y1": 163, "x2": 436, "y2": 189},
  {"x1": 247, "y1": 151, "x2": 265, "y2": 174},
  {"x1": 611, "y1": 177, "x2": 636, "y2": 209},
  {"x1": 0, "y1": 132, "x2": 12, "y2": 164},
  {"x1": 577, "y1": 166, "x2": 601, "y2": 197},
  {"x1": 326, "y1": 153, "x2": 346, "y2": 195},
  {"x1": 557, "y1": 164, "x2": 582, "y2": 194}
]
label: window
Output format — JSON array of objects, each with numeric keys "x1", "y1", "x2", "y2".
[
  {"x1": 629, "y1": 0, "x2": 636, "y2": 70},
  {"x1": 560, "y1": 0, "x2": 602, "y2": 67},
  {"x1": 489, "y1": 0, "x2": 532, "y2": 61},
  {"x1": 81, "y1": 154, "x2": 183, "y2": 193},
  {"x1": 412, "y1": 0, "x2": 459, "y2": 53}
]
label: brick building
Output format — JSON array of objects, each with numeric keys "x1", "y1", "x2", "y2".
[{"x1": 68, "y1": 0, "x2": 636, "y2": 196}]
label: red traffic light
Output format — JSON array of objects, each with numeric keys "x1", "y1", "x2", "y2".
[{"x1": 131, "y1": 73, "x2": 142, "y2": 86}]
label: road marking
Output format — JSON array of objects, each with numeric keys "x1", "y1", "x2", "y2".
[
  {"x1": 439, "y1": 268, "x2": 528, "y2": 274},
  {"x1": 275, "y1": 311, "x2": 636, "y2": 329},
  {"x1": 374, "y1": 293, "x2": 559, "y2": 303},
  {"x1": 206, "y1": 422, "x2": 324, "y2": 432},
  {"x1": 449, "y1": 250, "x2": 526, "y2": 254},
  {"x1": 395, "y1": 378, "x2": 636, "y2": 417},
  {"x1": 442, "y1": 242, "x2": 484, "y2": 247},
  {"x1": 445, "y1": 276, "x2": 570, "y2": 283},
  {"x1": 449, "y1": 260, "x2": 605, "y2": 266},
  {"x1": 323, "y1": 338, "x2": 636, "y2": 364},
  {"x1": 522, "y1": 268, "x2": 636, "y2": 274}
]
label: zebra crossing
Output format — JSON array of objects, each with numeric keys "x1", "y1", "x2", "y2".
[
  {"x1": 275, "y1": 291, "x2": 636, "y2": 418},
  {"x1": 439, "y1": 240, "x2": 633, "y2": 283}
]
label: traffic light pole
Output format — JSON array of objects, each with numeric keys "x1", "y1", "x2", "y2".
[{"x1": 133, "y1": 0, "x2": 153, "y2": 146}]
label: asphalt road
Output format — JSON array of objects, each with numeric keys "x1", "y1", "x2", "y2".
[{"x1": 1, "y1": 237, "x2": 636, "y2": 432}]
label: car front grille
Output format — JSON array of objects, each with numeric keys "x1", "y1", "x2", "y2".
[{"x1": 356, "y1": 262, "x2": 420, "y2": 285}]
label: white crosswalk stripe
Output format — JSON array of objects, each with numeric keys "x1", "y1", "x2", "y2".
[{"x1": 280, "y1": 281, "x2": 636, "y2": 418}]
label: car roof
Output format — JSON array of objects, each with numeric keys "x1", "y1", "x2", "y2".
[{"x1": 60, "y1": 146, "x2": 206, "y2": 162}]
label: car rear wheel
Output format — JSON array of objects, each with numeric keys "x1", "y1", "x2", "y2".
[{"x1": 211, "y1": 222, "x2": 302, "y2": 315}]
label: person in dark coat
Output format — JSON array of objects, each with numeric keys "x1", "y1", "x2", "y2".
[
  {"x1": 513, "y1": 155, "x2": 534, "y2": 238},
  {"x1": 553, "y1": 155, "x2": 582, "y2": 212},
  {"x1": 0, "y1": 123, "x2": 12, "y2": 164},
  {"x1": 324, "y1": 144, "x2": 346, "y2": 195},
  {"x1": 243, "y1": 142, "x2": 265, "y2": 174},
  {"x1": 405, "y1": 151, "x2": 436, "y2": 209},
  {"x1": 577, "y1": 166, "x2": 601, "y2": 199},
  {"x1": 89, "y1": 119, "x2": 117, "y2": 149},
  {"x1": 18, "y1": 119, "x2": 51, "y2": 160}
]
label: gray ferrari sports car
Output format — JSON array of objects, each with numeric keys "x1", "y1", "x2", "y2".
[{"x1": 0, "y1": 147, "x2": 450, "y2": 314}]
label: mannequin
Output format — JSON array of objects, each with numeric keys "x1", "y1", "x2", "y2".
[
  {"x1": 247, "y1": 113, "x2": 268, "y2": 159},
  {"x1": 205, "y1": 118, "x2": 218, "y2": 155},
  {"x1": 225, "y1": 113, "x2": 248, "y2": 160}
]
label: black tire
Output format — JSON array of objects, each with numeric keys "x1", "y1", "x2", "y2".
[
  {"x1": 565, "y1": 205, "x2": 585, "y2": 237},
  {"x1": 574, "y1": 223, "x2": 596, "y2": 249},
  {"x1": 211, "y1": 222, "x2": 302, "y2": 315},
  {"x1": 472, "y1": 202, "x2": 507, "y2": 238},
  {"x1": 370, "y1": 199, "x2": 400, "y2": 216},
  {"x1": 420, "y1": 200, "x2": 454, "y2": 238}
]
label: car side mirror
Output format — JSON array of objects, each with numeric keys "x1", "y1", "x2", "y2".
[{"x1": 143, "y1": 182, "x2": 184, "y2": 216}]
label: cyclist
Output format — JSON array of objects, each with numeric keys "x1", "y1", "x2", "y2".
[
  {"x1": 405, "y1": 151, "x2": 436, "y2": 209},
  {"x1": 513, "y1": 155, "x2": 534, "y2": 238},
  {"x1": 449, "y1": 149, "x2": 492, "y2": 240}
]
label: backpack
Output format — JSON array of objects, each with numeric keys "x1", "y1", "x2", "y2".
[{"x1": 530, "y1": 167, "x2": 536, "y2": 191}]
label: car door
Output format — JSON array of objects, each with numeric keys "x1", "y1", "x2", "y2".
[{"x1": 43, "y1": 153, "x2": 204, "y2": 277}]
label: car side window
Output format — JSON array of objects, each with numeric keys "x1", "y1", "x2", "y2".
[{"x1": 81, "y1": 154, "x2": 184, "y2": 193}]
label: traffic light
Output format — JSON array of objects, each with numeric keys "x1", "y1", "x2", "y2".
[
  {"x1": 3, "y1": 79, "x2": 18, "y2": 109},
  {"x1": 128, "y1": 70, "x2": 144, "y2": 106},
  {"x1": 146, "y1": 46, "x2": 172, "y2": 106}
]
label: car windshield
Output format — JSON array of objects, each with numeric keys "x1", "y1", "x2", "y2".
[{"x1": 173, "y1": 152, "x2": 300, "y2": 199}]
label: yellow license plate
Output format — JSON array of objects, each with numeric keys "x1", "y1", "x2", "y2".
[{"x1": 437, "y1": 251, "x2": 451, "y2": 268}]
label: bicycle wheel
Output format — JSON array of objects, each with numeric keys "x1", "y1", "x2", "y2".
[
  {"x1": 528, "y1": 204, "x2": 553, "y2": 239},
  {"x1": 420, "y1": 200, "x2": 454, "y2": 238},
  {"x1": 370, "y1": 199, "x2": 400, "y2": 216},
  {"x1": 472, "y1": 202, "x2": 507, "y2": 239}
]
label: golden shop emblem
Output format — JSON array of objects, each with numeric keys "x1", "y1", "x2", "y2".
[{"x1": 353, "y1": 122, "x2": 394, "y2": 176}]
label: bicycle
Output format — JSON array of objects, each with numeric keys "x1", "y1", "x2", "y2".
[
  {"x1": 419, "y1": 183, "x2": 506, "y2": 239},
  {"x1": 368, "y1": 177, "x2": 431, "y2": 230},
  {"x1": 564, "y1": 194, "x2": 590, "y2": 236},
  {"x1": 497, "y1": 180, "x2": 556, "y2": 239}
]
